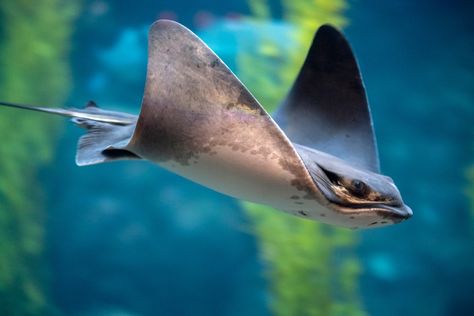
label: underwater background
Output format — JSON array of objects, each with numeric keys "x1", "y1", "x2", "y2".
[{"x1": 0, "y1": 0, "x2": 473, "y2": 315}]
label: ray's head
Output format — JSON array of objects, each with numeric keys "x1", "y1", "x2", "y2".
[{"x1": 309, "y1": 151, "x2": 412, "y2": 229}]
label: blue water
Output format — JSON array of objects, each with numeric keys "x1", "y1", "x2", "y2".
[
  {"x1": 2, "y1": 0, "x2": 473, "y2": 315},
  {"x1": 351, "y1": 2, "x2": 474, "y2": 315}
]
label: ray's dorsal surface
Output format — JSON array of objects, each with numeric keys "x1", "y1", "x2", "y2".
[{"x1": 0, "y1": 20, "x2": 412, "y2": 229}]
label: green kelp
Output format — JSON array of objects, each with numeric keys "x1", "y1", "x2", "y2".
[
  {"x1": 240, "y1": 1, "x2": 365, "y2": 315},
  {"x1": 0, "y1": 1, "x2": 78, "y2": 314},
  {"x1": 243, "y1": 203, "x2": 364, "y2": 316}
]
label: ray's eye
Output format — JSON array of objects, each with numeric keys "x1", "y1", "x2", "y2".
[
  {"x1": 318, "y1": 166, "x2": 371, "y2": 200},
  {"x1": 349, "y1": 180, "x2": 369, "y2": 198}
]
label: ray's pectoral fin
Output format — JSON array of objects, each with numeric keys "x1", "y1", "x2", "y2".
[
  {"x1": 125, "y1": 20, "x2": 319, "y2": 204},
  {"x1": 128, "y1": 20, "x2": 307, "y2": 170},
  {"x1": 275, "y1": 24, "x2": 380, "y2": 173}
]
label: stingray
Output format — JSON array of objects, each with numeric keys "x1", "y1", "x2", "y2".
[{"x1": 0, "y1": 20, "x2": 412, "y2": 229}]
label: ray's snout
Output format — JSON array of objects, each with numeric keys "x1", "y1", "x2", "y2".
[{"x1": 381, "y1": 204, "x2": 413, "y2": 222}]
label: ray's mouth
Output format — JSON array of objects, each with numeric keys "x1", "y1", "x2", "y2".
[{"x1": 330, "y1": 199, "x2": 413, "y2": 223}]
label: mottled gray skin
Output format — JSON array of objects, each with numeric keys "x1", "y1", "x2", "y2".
[{"x1": 0, "y1": 20, "x2": 412, "y2": 229}]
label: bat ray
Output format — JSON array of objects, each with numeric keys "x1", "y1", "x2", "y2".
[{"x1": 0, "y1": 20, "x2": 412, "y2": 229}]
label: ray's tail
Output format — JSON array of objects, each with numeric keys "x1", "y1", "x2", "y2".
[
  {"x1": 0, "y1": 100, "x2": 140, "y2": 166},
  {"x1": 0, "y1": 100, "x2": 136, "y2": 125}
]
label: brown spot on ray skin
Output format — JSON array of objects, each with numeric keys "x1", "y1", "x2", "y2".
[{"x1": 298, "y1": 211, "x2": 308, "y2": 217}]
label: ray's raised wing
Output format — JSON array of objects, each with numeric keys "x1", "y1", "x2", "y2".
[{"x1": 275, "y1": 25, "x2": 380, "y2": 173}]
